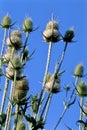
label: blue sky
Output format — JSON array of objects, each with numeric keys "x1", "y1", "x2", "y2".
[{"x1": 0, "y1": 0, "x2": 87, "y2": 130}]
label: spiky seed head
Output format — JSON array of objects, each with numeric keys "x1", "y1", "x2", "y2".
[
  {"x1": 11, "y1": 55, "x2": 22, "y2": 68},
  {"x1": 11, "y1": 30, "x2": 22, "y2": 38},
  {"x1": 13, "y1": 78, "x2": 29, "y2": 100},
  {"x1": 74, "y1": 64, "x2": 84, "y2": 77},
  {"x1": 1, "y1": 15, "x2": 11, "y2": 28},
  {"x1": 45, "y1": 75, "x2": 60, "y2": 93},
  {"x1": 6, "y1": 35, "x2": 22, "y2": 49},
  {"x1": 46, "y1": 20, "x2": 59, "y2": 30},
  {"x1": 63, "y1": 28, "x2": 75, "y2": 42},
  {"x1": 43, "y1": 29, "x2": 60, "y2": 43},
  {"x1": 22, "y1": 18, "x2": 33, "y2": 32},
  {"x1": 77, "y1": 81, "x2": 87, "y2": 97}
]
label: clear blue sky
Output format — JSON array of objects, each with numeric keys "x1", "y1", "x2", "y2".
[{"x1": 0, "y1": 0, "x2": 87, "y2": 130}]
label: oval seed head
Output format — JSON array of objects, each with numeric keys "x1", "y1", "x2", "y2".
[
  {"x1": 43, "y1": 29, "x2": 60, "y2": 43},
  {"x1": 22, "y1": 18, "x2": 33, "y2": 32},
  {"x1": 11, "y1": 30, "x2": 22, "y2": 38},
  {"x1": 1, "y1": 15, "x2": 11, "y2": 29},
  {"x1": 46, "y1": 20, "x2": 59, "y2": 30},
  {"x1": 63, "y1": 27, "x2": 75, "y2": 42},
  {"x1": 16, "y1": 119, "x2": 26, "y2": 130},
  {"x1": 77, "y1": 81, "x2": 87, "y2": 97},
  {"x1": 6, "y1": 64, "x2": 22, "y2": 80},
  {"x1": 6, "y1": 35, "x2": 22, "y2": 49},
  {"x1": 13, "y1": 78, "x2": 29, "y2": 100},
  {"x1": 45, "y1": 75, "x2": 60, "y2": 93},
  {"x1": 3, "y1": 47, "x2": 12, "y2": 63},
  {"x1": 11, "y1": 55, "x2": 22, "y2": 69},
  {"x1": 74, "y1": 64, "x2": 84, "y2": 77}
]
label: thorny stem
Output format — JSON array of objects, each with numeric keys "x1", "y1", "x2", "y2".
[
  {"x1": 0, "y1": 78, "x2": 9, "y2": 114},
  {"x1": 0, "y1": 47, "x2": 16, "y2": 115},
  {"x1": 43, "y1": 93, "x2": 53, "y2": 122},
  {"x1": 36, "y1": 42, "x2": 52, "y2": 118},
  {"x1": 8, "y1": 70, "x2": 17, "y2": 130},
  {"x1": 4, "y1": 82, "x2": 14, "y2": 130},
  {"x1": 5, "y1": 67, "x2": 17, "y2": 130},
  {"x1": 21, "y1": 32, "x2": 29, "y2": 62},
  {"x1": 54, "y1": 107, "x2": 67, "y2": 130},
  {"x1": 13, "y1": 104, "x2": 19, "y2": 130},
  {"x1": 57, "y1": 42, "x2": 68, "y2": 72},
  {"x1": 53, "y1": 89, "x2": 75, "y2": 130},
  {"x1": 0, "y1": 28, "x2": 7, "y2": 56},
  {"x1": 41, "y1": 42, "x2": 68, "y2": 127},
  {"x1": 79, "y1": 97, "x2": 83, "y2": 130}
]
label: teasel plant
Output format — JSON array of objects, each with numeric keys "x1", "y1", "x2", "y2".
[
  {"x1": 74, "y1": 64, "x2": 87, "y2": 130},
  {"x1": 0, "y1": 13, "x2": 84, "y2": 130}
]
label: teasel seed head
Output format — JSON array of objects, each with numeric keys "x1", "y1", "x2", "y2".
[
  {"x1": 1, "y1": 15, "x2": 11, "y2": 29},
  {"x1": 22, "y1": 17, "x2": 33, "y2": 33}
]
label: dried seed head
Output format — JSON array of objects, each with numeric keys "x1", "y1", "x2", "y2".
[
  {"x1": 45, "y1": 74, "x2": 60, "y2": 93},
  {"x1": 22, "y1": 18, "x2": 33, "y2": 32},
  {"x1": 6, "y1": 35, "x2": 22, "y2": 49},
  {"x1": 74, "y1": 64, "x2": 84, "y2": 77},
  {"x1": 3, "y1": 47, "x2": 12, "y2": 63},
  {"x1": 16, "y1": 119, "x2": 26, "y2": 130},
  {"x1": 77, "y1": 81, "x2": 87, "y2": 97},
  {"x1": 1, "y1": 15, "x2": 11, "y2": 28},
  {"x1": 63, "y1": 28, "x2": 75, "y2": 42},
  {"x1": 46, "y1": 20, "x2": 59, "y2": 30},
  {"x1": 11, "y1": 30, "x2": 22, "y2": 38},
  {"x1": 13, "y1": 78, "x2": 29, "y2": 100},
  {"x1": 43, "y1": 29, "x2": 60, "y2": 43},
  {"x1": 6, "y1": 65, "x2": 22, "y2": 80}
]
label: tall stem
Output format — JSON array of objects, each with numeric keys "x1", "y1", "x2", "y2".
[
  {"x1": 0, "y1": 28, "x2": 7, "y2": 56},
  {"x1": 13, "y1": 104, "x2": 19, "y2": 130},
  {"x1": 36, "y1": 42, "x2": 52, "y2": 118},
  {"x1": 79, "y1": 97, "x2": 83, "y2": 130},
  {"x1": 57, "y1": 42, "x2": 68, "y2": 72},
  {"x1": 53, "y1": 107, "x2": 67, "y2": 130},
  {"x1": 53, "y1": 89, "x2": 75, "y2": 130},
  {"x1": 43, "y1": 93, "x2": 53, "y2": 122},
  {"x1": 21, "y1": 32, "x2": 29, "y2": 62},
  {"x1": 0, "y1": 78, "x2": 9, "y2": 114}
]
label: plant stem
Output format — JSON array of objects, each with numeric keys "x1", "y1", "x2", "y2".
[
  {"x1": 53, "y1": 107, "x2": 67, "y2": 130},
  {"x1": 57, "y1": 42, "x2": 68, "y2": 72},
  {"x1": 21, "y1": 32, "x2": 29, "y2": 62},
  {"x1": 0, "y1": 78, "x2": 9, "y2": 114},
  {"x1": 79, "y1": 97, "x2": 83, "y2": 130},
  {"x1": 53, "y1": 89, "x2": 75, "y2": 130},
  {"x1": 36, "y1": 42, "x2": 52, "y2": 118},
  {"x1": 0, "y1": 28, "x2": 7, "y2": 56},
  {"x1": 13, "y1": 104, "x2": 19, "y2": 130},
  {"x1": 43, "y1": 93, "x2": 53, "y2": 122},
  {"x1": 4, "y1": 70, "x2": 17, "y2": 130}
]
